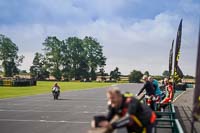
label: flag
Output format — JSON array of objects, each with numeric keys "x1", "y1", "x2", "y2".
[
  {"x1": 173, "y1": 19, "x2": 184, "y2": 83},
  {"x1": 169, "y1": 40, "x2": 174, "y2": 78},
  {"x1": 174, "y1": 65, "x2": 184, "y2": 82},
  {"x1": 192, "y1": 23, "x2": 200, "y2": 121}
]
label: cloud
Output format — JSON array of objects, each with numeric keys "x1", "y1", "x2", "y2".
[{"x1": 0, "y1": 0, "x2": 199, "y2": 75}]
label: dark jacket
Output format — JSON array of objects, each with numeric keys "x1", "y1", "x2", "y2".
[
  {"x1": 138, "y1": 81, "x2": 155, "y2": 96},
  {"x1": 107, "y1": 96, "x2": 155, "y2": 133}
]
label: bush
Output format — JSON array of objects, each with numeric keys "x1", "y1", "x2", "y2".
[
  {"x1": 152, "y1": 75, "x2": 164, "y2": 81},
  {"x1": 129, "y1": 70, "x2": 143, "y2": 83}
]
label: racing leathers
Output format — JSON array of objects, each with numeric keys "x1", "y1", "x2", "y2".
[{"x1": 107, "y1": 96, "x2": 156, "y2": 133}]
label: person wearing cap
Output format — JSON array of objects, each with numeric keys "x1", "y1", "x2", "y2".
[{"x1": 91, "y1": 88, "x2": 156, "y2": 133}]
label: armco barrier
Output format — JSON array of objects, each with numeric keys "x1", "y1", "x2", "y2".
[
  {"x1": 12, "y1": 80, "x2": 37, "y2": 86},
  {"x1": 1, "y1": 79, "x2": 37, "y2": 87},
  {"x1": 3, "y1": 80, "x2": 12, "y2": 86},
  {"x1": 141, "y1": 93, "x2": 184, "y2": 132},
  {"x1": 154, "y1": 103, "x2": 184, "y2": 133},
  {"x1": 186, "y1": 83, "x2": 194, "y2": 88}
]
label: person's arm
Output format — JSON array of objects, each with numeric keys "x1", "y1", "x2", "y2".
[
  {"x1": 137, "y1": 83, "x2": 146, "y2": 96},
  {"x1": 111, "y1": 115, "x2": 131, "y2": 129},
  {"x1": 160, "y1": 87, "x2": 168, "y2": 103},
  {"x1": 94, "y1": 107, "x2": 115, "y2": 128},
  {"x1": 106, "y1": 106, "x2": 115, "y2": 121}
]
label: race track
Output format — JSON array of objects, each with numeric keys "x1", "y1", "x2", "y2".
[{"x1": 0, "y1": 83, "x2": 143, "y2": 133}]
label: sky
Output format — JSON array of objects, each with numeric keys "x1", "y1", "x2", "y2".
[{"x1": 0, "y1": 0, "x2": 199, "y2": 76}]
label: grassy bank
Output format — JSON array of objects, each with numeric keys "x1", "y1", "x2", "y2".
[{"x1": 0, "y1": 81, "x2": 114, "y2": 99}]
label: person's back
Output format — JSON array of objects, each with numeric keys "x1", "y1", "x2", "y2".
[
  {"x1": 152, "y1": 79, "x2": 162, "y2": 96},
  {"x1": 52, "y1": 83, "x2": 60, "y2": 90}
]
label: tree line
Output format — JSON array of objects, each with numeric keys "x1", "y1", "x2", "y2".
[
  {"x1": 0, "y1": 34, "x2": 194, "y2": 82},
  {"x1": 128, "y1": 70, "x2": 194, "y2": 83},
  {"x1": 30, "y1": 36, "x2": 106, "y2": 81},
  {"x1": 0, "y1": 34, "x2": 120, "y2": 81}
]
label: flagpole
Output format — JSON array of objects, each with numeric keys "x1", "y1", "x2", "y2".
[
  {"x1": 169, "y1": 40, "x2": 174, "y2": 79},
  {"x1": 191, "y1": 21, "x2": 200, "y2": 133},
  {"x1": 172, "y1": 39, "x2": 176, "y2": 96}
]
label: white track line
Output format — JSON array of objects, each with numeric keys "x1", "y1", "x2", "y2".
[
  {"x1": 0, "y1": 109, "x2": 106, "y2": 114},
  {"x1": 0, "y1": 119, "x2": 90, "y2": 124},
  {"x1": 173, "y1": 91, "x2": 186, "y2": 103}
]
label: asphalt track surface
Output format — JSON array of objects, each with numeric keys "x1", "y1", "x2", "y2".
[{"x1": 0, "y1": 83, "x2": 143, "y2": 133}]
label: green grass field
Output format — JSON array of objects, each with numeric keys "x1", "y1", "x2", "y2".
[{"x1": 0, "y1": 81, "x2": 115, "y2": 99}]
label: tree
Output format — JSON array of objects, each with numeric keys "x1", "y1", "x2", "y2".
[
  {"x1": 152, "y1": 75, "x2": 163, "y2": 81},
  {"x1": 110, "y1": 67, "x2": 121, "y2": 81},
  {"x1": 20, "y1": 70, "x2": 27, "y2": 74},
  {"x1": 0, "y1": 34, "x2": 24, "y2": 77},
  {"x1": 40, "y1": 36, "x2": 107, "y2": 81},
  {"x1": 0, "y1": 63, "x2": 2, "y2": 72},
  {"x1": 129, "y1": 70, "x2": 143, "y2": 83},
  {"x1": 30, "y1": 52, "x2": 49, "y2": 80},
  {"x1": 64, "y1": 36, "x2": 106, "y2": 80},
  {"x1": 66, "y1": 37, "x2": 85, "y2": 80},
  {"x1": 162, "y1": 70, "x2": 170, "y2": 78},
  {"x1": 43, "y1": 36, "x2": 62, "y2": 80},
  {"x1": 60, "y1": 40, "x2": 71, "y2": 81},
  {"x1": 144, "y1": 71, "x2": 150, "y2": 76},
  {"x1": 83, "y1": 36, "x2": 106, "y2": 80},
  {"x1": 98, "y1": 67, "x2": 106, "y2": 81}
]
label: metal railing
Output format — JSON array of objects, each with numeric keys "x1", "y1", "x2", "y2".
[{"x1": 153, "y1": 103, "x2": 184, "y2": 133}]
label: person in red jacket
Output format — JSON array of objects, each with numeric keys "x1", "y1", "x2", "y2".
[{"x1": 160, "y1": 78, "x2": 173, "y2": 105}]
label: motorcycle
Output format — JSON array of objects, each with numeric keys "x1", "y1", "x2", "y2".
[{"x1": 52, "y1": 87, "x2": 60, "y2": 100}]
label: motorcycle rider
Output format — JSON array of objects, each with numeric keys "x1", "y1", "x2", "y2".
[
  {"x1": 137, "y1": 75, "x2": 155, "y2": 110},
  {"x1": 52, "y1": 83, "x2": 60, "y2": 99},
  {"x1": 92, "y1": 88, "x2": 156, "y2": 133}
]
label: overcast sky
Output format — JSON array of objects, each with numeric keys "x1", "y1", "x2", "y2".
[{"x1": 0, "y1": 0, "x2": 199, "y2": 75}]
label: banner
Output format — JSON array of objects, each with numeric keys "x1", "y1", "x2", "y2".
[{"x1": 173, "y1": 19, "x2": 184, "y2": 83}]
